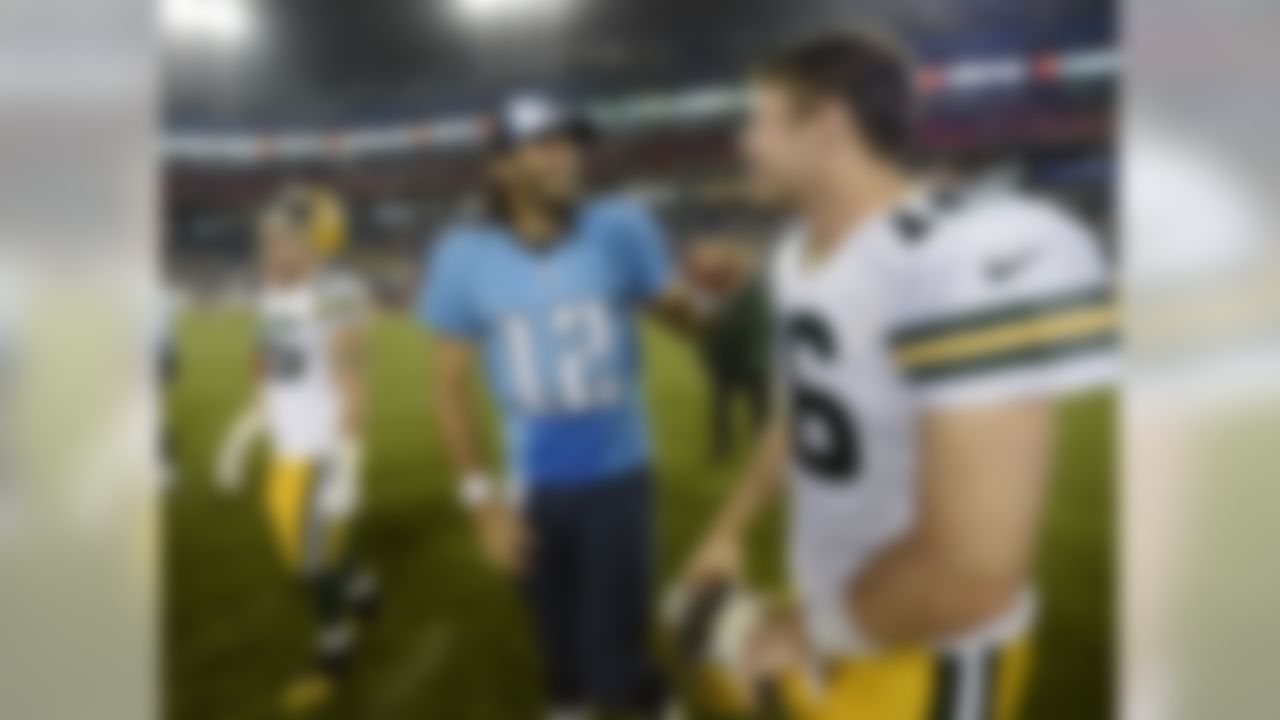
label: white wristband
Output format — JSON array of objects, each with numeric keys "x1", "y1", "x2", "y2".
[
  {"x1": 457, "y1": 471, "x2": 496, "y2": 510},
  {"x1": 808, "y1": 592, "x2": 876, "y2": 659}
]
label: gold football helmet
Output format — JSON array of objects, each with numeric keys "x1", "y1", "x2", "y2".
[{"x1": 263, "y1": 183, "x2": 349, "y2": 257}]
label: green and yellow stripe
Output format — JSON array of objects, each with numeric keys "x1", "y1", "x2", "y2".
[{"x1": 891, "y1": 286, "x2": 1117, "y2": 383}]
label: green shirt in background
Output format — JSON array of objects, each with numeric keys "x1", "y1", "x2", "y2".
[{"x1": 701, "y1": 274, "x2": 770, "y2": 384}]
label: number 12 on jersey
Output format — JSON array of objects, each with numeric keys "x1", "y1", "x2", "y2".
[{"x1": 501, "y1": 301, "x2": 622, "y2": 413}]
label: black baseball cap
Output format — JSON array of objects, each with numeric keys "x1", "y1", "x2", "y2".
[{"x1": 488, "y1": 93, "x2": 596, "y2": 154}]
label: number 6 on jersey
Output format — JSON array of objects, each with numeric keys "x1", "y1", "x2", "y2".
[{"x1": 783, "y1": 312, "x2": 862, "y2": 483}]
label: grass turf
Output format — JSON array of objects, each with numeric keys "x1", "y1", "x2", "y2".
[{"x1": 166, "y1": 310, "x2": 1112, "y2": 719}]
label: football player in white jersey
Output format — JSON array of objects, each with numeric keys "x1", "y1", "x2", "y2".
[
  {"x1": 678, "y1": 30, "x2": 1115, "y2": 719},
  {"x1": 215, "y1": 184, "x2": 379, "y2": 714}
]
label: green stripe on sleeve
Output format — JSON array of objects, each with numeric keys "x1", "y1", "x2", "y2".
[
  {"x1": 891, "y1": 286, "x2": 1114, "y2": 348},
  {"x1": 908, "y1": 331, "x2": 1117, "y2": 384}
]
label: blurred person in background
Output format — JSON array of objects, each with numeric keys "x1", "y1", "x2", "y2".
[
  {"x1": 419, "y1": 94, "x2": 707, "y2": 720},
  {"x1": 155, "y1": 278, "x2": 183, "y2": 490},
  {"x1": 213, "y1": 184, "x2": 380, "y2": 715},
  {"x1": 683, "y1": 236, "x2": 771, "y2": 460},
  {"x1": 679, "y1": 29, "x2": 1115, "y2": 719},
  {"x1": 156, "y1": 271, "x2": 193, "y2": 489}
]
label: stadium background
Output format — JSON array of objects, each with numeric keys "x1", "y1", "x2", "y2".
[{"x1": 163, "y1": 0, "x2": 1116, "y2": 717}]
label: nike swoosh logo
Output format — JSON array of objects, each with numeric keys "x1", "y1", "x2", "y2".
[{"x1": 986, "y1": 247, "x2": 1040, "y2": 283}]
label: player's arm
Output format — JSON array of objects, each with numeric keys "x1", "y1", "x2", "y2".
[
  {"x1": 419, "y1": 231, "x2": 529, "y2": 574},
  {"x1": 213, "y1": 329, "x2": 269, "y2": 493},
  {"x1": 323, "y1": 281, "x2": 370, "y2": 504},
  {"x1": 655, "y1": 236, "x2": 759, "y2": 336},
  {"x1": 321, "y1": 278, "x2": 371, "y2": 428},
  {"x1": 649, "y1": 240, "x2": 758, "y2": 335},
  {"x1": 419, "y1": 232, "x2": 489, "y2": 479},
  {"x1": 681, "y1": 415, "x2": 788, "y2": 588},
  {"x1": 647, "y1": 281, "x2": 717, "y2": 335},
  {"x1": 329, "y1": 320, "x2": 366, "y2": 437},
  {"x1": 429, "y1": 333, "x2": 485, "y2": 478},
  {"x1": 430, "y1": 331, "x2": 531, "y2": 574},
  {"x1": 847, "y1": 399, "x2": 1052, "y2": 646},
  {"x1": 833, "y1": 201, "x2": 1116, "y2": 653},
  {"x1": 612, "y1": 201, "x2": 730, "y2": 335}
]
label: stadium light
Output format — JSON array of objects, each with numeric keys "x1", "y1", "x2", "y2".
[
  {"x1": 453, "y1": 0, "x2": 577, "y2": 26},
  {"x1": 162, "y1": 0, "x2": 255, "y2": 47}
]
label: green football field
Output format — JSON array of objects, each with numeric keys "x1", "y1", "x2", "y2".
[{"x1": 166, "y1": 310, "x2": 1113, "y2": 720}]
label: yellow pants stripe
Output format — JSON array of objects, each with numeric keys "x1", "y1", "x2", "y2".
[
  {"x1": 775, "y1": 635, "x2": 1032, "y2": 720},
  {"x1": 263, "y1": 457, "x2": 345, "y2": 575},
  {"x1": 992, "y1": 635, "x2": 1034, "y2": 720}
]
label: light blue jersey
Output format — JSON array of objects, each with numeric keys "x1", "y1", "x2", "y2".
[{"x1": 418, "y1": 197, "x2": 672, "y2": 487}]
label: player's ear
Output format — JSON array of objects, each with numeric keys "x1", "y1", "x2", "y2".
[{"x1": 815, "y1": 95, "x2": 858, "y2": 145}]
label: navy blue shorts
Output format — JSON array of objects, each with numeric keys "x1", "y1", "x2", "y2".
[{"x1": 521, "y1": 467, "x2": 665, "y2": 713}]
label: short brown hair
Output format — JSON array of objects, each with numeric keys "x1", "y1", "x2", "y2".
[{"x1": 758, "y1": 28, "x2": 916, "y2": 162}]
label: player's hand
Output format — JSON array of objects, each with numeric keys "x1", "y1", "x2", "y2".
[
  {"x1": 214, "y1": 404, "x2": 263, "y2": 494},
  {"x1": 680, "y1": 236, "x2": 752, "y2": 304},
  {"x1": 214, "y1": 453, "x2": 241, "y2": 494},
  {"x1": 743, "y1": 604, "x2": 809, "y2": 697},
  {"x1": 214, "y1": 429, "x2": 249, "y2": 494},
  {"x1": 470, "y1": 499, "x2": 531, "y2": 575},
  {"x1": 681, "y1": 529, "x2": 743, "y2": 593}
]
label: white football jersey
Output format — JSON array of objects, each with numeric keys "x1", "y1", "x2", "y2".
[
  {"x1": 258, "y1": 272, "x2": 367, "y2": 457},
  {"x1": 769, "y1": 185, "x2": 1115, "y2": 656}
]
